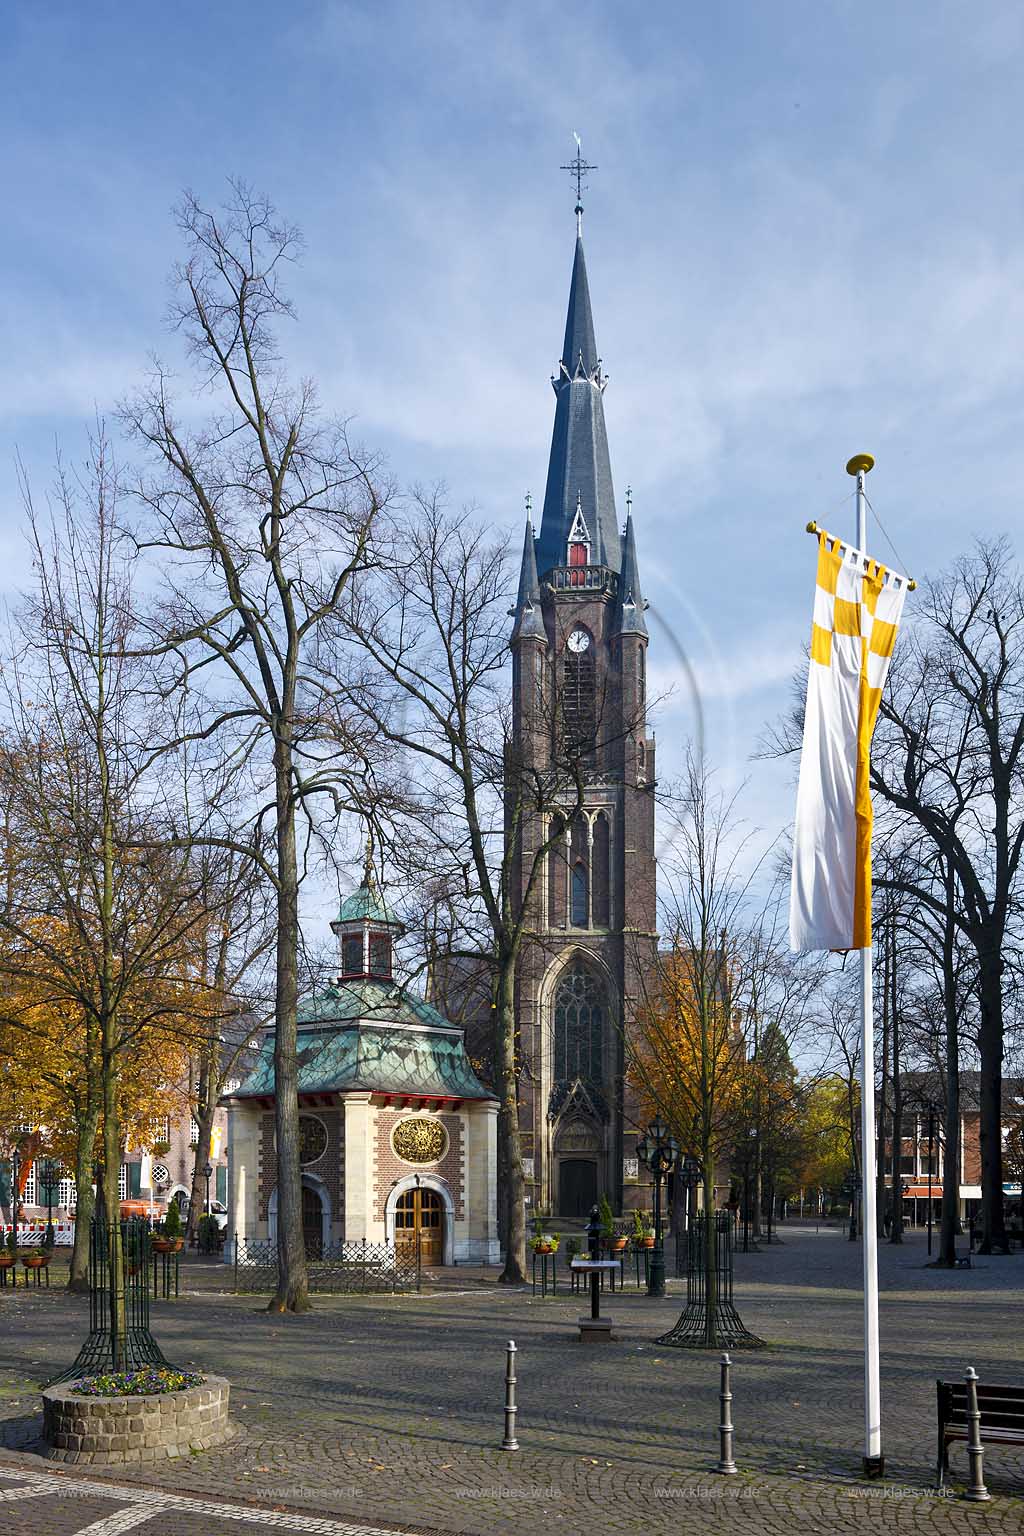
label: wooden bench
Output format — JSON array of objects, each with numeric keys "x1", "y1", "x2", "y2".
[{"x1": 936, "y1": 1378, "x2": 1024, "y2": 1487}]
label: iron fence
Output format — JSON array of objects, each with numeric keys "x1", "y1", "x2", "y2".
[{"x1": 233, "y1": 1236, "x2": 421, "y2": 1294}]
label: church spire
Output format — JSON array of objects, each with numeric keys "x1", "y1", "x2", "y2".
[
  {"x1": 616, "y1": 490, "x2": 648, "y2": 638},
  {"x1": 535, "y1": 204, "x2": 620, "y2": 580},
  {"x1": 510, "y1": 499, "x2": 546, "y2": 643}
]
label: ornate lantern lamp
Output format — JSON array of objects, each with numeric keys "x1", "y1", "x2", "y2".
[{"x1": 636, "y1": 1118, "x2": 680, "y2": 1298}]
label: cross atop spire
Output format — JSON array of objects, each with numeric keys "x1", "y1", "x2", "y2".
[{"x1": 560, "y1": 133, "x2": 597, "y2": 236}]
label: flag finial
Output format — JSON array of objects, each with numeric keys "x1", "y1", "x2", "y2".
[{"x1": 846, "y1": 453, "x2": 875, "y2": 476}]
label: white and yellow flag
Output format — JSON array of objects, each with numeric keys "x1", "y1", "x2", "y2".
[{"x1": 789, "y1": 529, "x2": 910, "y2": 952}]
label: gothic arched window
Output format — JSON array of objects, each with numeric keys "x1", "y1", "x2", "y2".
[
  {"x1": 570, "y1": 860, "x2": 588, "y2": 927},
  {"x1": 553, "y1": 965, "x2": 605, "y2": 1085},
  {"x1": 592, "y1": 814, "x2": 610, "y2": 927}
]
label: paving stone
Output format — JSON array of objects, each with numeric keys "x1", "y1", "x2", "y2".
[{"x1": 0, "y1": 1226, "x2": 1022, "y2": 1534}]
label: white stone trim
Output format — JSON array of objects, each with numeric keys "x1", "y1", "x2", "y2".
[{"x1": 383, "y1": 1174, "x2": 455, "y2": 1266}]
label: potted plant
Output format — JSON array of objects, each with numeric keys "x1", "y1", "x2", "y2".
[
  {"x1": 599, "y1": 1194, "x2": 627, "y2": 1252},
  {"x1": 632, "y1": 1209, "x2": 655, "y2": 1249},
  {"x1": 22, "y1": 1247, "x2": 50, "y2": 1273},
  {"x1": 564, "y1": 1236, "x2": 581, "y2": 1263},
  {"x1": 530, "y1": 1209, "x2": 555, "y2": 1254},
  {"x1": 152, "y1": 1201, "x2": 184, "y2": 1254}
]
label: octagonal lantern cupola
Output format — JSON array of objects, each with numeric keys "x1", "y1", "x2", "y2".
[{"x1": 331, "y1": 866, "x2": 404, "y2": 981}]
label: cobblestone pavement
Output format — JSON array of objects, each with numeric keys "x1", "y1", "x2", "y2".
[{"x1": 0, "y1": 1225, "x2": 1022, "y2": 1534}]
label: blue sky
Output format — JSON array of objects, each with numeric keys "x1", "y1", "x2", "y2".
[{"x1": 3, "y1": 1, "x2": 1023, "y2": 915}]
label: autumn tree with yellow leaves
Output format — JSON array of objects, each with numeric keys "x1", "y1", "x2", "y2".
[
  {"x1": 0, "y1": 432, "x2": 270, "y2": 1301},
  {"x1": 628, "y1": 758, "x2": 827, "y2": 1342},
  {"x1": 627, "y1": 757, "x2": 756, "y2": 1345}
]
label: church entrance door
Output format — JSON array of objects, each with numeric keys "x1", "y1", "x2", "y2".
[
  {"x1": 395, "y1": 1188, "x2": 445, "y2": 1266},
  {"x1": 302, "y1": 1184, "x2": 324, "y2": 1257},
  {"x1": 559, "y1": 1159, "x2": 598, "y2": 1217}
]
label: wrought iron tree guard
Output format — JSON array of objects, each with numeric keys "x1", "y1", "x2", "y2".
[
  {"x1": 49, "y1": 1218, "x2": 173, "y2": 1384},
  {"x1": 657, "y1": 1212, "x2": 765, "y2": 1350}
]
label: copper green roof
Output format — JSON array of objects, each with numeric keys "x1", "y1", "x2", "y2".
[
  {"x1": 295, "y1": 977, "x2": 449, "y2": 1029},
  {"x1": 335, "y1": 878, "x2": 396, "y2": 927},
  {"x1": 231, "y1": 979, "x2": 493, "y2": 1101}
]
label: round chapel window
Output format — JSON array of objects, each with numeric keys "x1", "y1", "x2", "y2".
[{"x1": 298, "y1": 1115, "x2": 328, "y2": 1166}]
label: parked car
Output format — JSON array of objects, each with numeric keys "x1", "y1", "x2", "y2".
[{"x1": 208, "y1": 1200, "x2": 229, "y2": 1233}]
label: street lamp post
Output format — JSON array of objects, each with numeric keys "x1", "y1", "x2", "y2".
[
  {"x1": 203, "y1": 1162, "x2": 213, "y2": 1218},
  {"x1": 926, "y1": 1107, "x2": 937, "y2": 1256},
  {"x1": 636, "y1": 1118, "x2": 679, "y2": 1299},
  {"x1": 681, "y1": 1154, "x2": 701, "y2": 1234},
  {"x1": 743, "y1": 1129, "x2": 757, "y2": 1253},
  {"x1": 40, "y1": 1159, "x2": 59, "y2": 1247},
  {"x1": 10, "y1": 1147, "x2": 20, "y2": 1254}
]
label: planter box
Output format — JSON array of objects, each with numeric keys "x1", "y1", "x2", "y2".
[{"x1": 42, "y1": 1374, "x2": 234, "y2": 1465}]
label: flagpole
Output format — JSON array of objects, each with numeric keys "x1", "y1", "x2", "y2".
[{"x1": 847, "y1": 450, "x2": 884, "y2": 1479}]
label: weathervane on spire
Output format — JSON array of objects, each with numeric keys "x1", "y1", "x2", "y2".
[{"x1": 561, "y1": 132, "x2": 597, "y2": 236}]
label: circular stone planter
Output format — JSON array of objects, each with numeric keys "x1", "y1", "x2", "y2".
[{"x1": 42, "y1": 1374, "x2": 233, "y2": 1465}]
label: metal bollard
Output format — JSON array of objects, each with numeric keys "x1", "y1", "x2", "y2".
[
  {"x1": 963, "y1": 1368, "x2": 990, "y2": 1502},
  {"x1": 716, "y1": 1351, "x2": 737, "y2": 1474},
  {"x1": 502, "y1": 1339, "x2": 519, "y2": 1450}
]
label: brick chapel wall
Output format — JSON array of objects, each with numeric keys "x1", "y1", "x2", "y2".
[
  {"x1": 258, "y1": 1107, "x2": 345, "y2": 1220},
  {"x1": 373, "y1": 1111, "x2": 465, "y2": 1221}
]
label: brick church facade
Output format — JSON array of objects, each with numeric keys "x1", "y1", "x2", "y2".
[{"x1": 506, "y1": 206, "x2": 658, "y2": 1222}]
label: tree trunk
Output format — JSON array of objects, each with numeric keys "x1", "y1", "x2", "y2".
[
  {"x1": 496, "y1": 952, "x2": 526, "y2": 1284},
  {"x1": 702, "y1": 1160, "x2": 716, "y2": 1347},
  {"x1": 101, "y1": 1036, "x2": 125, "y2": 1369},
  {"x1": 68, "y1": 1096, "x2": 100, "y2": 1293},
  {"x1": 187, "y1": 1049, "x2": 220, "y2": 1247},
  {"x1": 268, "y1": 740, "x2": 310, "y2": 1312},
  {"x1": 937, "y1": 853, "x2": 960, "y2": 1267},
  {"x1": 752, "y1": 1143, "x2": 762, "y2": 1238},
  {"x1": 889, "y1": 973, "x2": 903, "y2": 1244},
  {"x1": 976, "y1": 949, "x2": 1007, "y2": 1254}
]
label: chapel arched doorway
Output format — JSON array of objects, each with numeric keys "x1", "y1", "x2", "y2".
[
  {"x1": 394, "y1": 1187, "x2": 445, "y2": 1266},
  {"x1": 302, "y1": 1184, "x2": 324, "y2": 1257}
]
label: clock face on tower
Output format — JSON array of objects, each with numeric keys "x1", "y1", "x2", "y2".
[{"x1": 567, "y1": 627, "x2": 590, "y2": 654}]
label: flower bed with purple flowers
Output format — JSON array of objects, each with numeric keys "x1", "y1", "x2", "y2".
[{"x1": 72, "y1": 1368, "x2": 205, "y2": 1397}]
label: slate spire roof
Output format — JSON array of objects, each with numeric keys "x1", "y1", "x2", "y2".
[
  {"x1": 616, "y1": 505, "x2": 648, "y2": 638},
  {"x1": 535, "y1": 233, "x2": 620, "y2": 578},
  {"x1": 510, "y1": 511, "x2": 546, "y2": 643}
]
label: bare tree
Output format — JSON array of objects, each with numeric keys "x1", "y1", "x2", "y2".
[
  {"x1": 764, "y1": 539, "x2": 1024, "y2": 1254},
  {"x1": 340, "y1": 498, "x2": 622, "y2": 1283},
  {"x1": 871, "y1": 540, "x2": 1024, "y2": 1252},
  {"x1": 0, "y1": 434, "x2": 231, "y2": 1310},
  {"x1": 120, "y1": 183, "x2": 389, "y2": 1311},
  {"x1": 181, "y1": 856, "x2": 275, "y2": 1245}
]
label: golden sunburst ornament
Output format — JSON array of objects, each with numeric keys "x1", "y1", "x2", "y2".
[{"x1": 392, "y1": 1117, "x2": 447, "y2": 1164}]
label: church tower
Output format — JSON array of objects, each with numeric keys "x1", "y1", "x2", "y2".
[{"x1": 508, "y1": 183, "x2": 657, "y2": 1221}]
